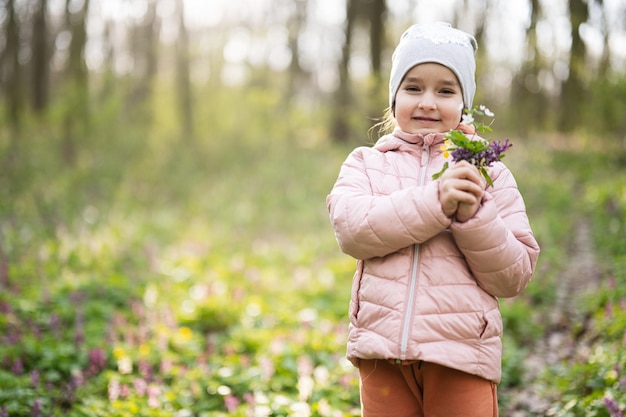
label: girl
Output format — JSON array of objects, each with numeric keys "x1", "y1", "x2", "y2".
[{"x1": 327, "y1": 23, "x2": 540, "y2": 417}]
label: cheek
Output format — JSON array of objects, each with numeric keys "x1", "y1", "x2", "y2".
[
  {"x1": 393, "y1": 100, "x2": 407, "y2": 118},
  {"x1": 443, "y1": 107, "x2": 464, "y2": 129},
  {"x1": 450, "y1": 107, "x2": 463, "y2": 122},
  {"x1": 394, "y1": 94, "x2": 413, "y2": 115}
]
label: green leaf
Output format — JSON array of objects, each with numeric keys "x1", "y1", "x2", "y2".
[
  {"x1": 480, "y1": 167, "x2": 494, "y2": 187},
  {"x1": 432, "y1": 162, "x2": 449, "y2": 180}
]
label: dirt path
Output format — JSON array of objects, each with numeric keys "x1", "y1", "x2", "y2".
[{"x1": 503, "y1": 219, "x2": 601, "y2": 416}]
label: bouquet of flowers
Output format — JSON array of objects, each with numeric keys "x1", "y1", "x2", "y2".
[{"x1": 432, "y1": 105, "x2": 512, "y2": 187}]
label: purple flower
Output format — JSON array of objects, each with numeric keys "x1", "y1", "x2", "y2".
[
  {"x1": 604, "y1": 396, "x2": 624, "y2": 417},
  {"x1": 450, "y1": 147, "x2": 474, "y2": 163},
  {"x1": 87, "y1": 348, "x2": 107, "y2": 375},
  {"x1": 71, "y1": 372, "x2": 84, "y2": 389},
  {"x1": 134, "y1": 378, "x2": 148, "y2": 396},
  {"x1": 49, "y1": 313, "x2": 61, "y2": 337},
  {"x1": 450, "y1": 138, "x2": 512, "y2": 168},
  {"x1": 0, "y1": 301, "x2": 11, "y2": 314},
  {"x1": 138, "y1": 359, "x2": 153, "y2": 379},
  {"x1": 147, "y1": 385, "x2": 161, "y2": 408},
  {"x1": 31, "y1": 399, "x2": 43, "y2": 417},
  {"x1": 433, "y1": 106, "x2": 513, "y2": 187},
  {"x1": 30, "y1": 370, "x2": 40, "y2": 387},
  {"x1": 490, "y1": 138, "x2": 512, "y2": 157},
  {"x1": 108, "y1": 379, "x2": 120, "y2": 401},
  {"x1": 6, "y1": 328, "x2": 21, "y2": 345},
  {"x1": 224, "y1": 395, "x2": 240, "y2": 412},
  {"x1": 11, "y1": 358, "x2": 23, "y2": 375}
]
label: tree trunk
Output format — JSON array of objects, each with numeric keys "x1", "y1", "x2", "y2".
[
  {"x1": 3, "y1": 0, "x2": 23, "y2": 134},
  {"x1": 62, "y1": 0, "x2": 90, "y2": 165},
  {"x1": 126, "y1": 0, "x2": 159, "y2": 124},
  {"x1": 32, "y1": 0, "x2": 49, "y2": 114},
  {"x1": 176, "y1": 0, "x2": 194, "y2": 143},
  {"x1": 66, "y1": 0, "x2": 89, "y2": 89},
  {"x1": 511, "y1": 0, "x2": 549, "y2": 132},
  {"x1": 331, "y1": 0, "x2": 357, "y2": 143},
  {"x1": 368, "y1": 0, "x2": 385, "y2": 80},
  {"x1": 558, "y1": 0, "x2": 588, "y2": 131},
  {"x1": 286, "y1": 0, "x2": 307, "y2": 101},
  {"x1": 98, "y1": 20, "x2": 116, "y2": 100},
  {"x1": 367, "y1": 0, "x2": 386, "y2": 123},
  {"x1": 596, "y1": 0, "x2": 610, "y2": 77}
]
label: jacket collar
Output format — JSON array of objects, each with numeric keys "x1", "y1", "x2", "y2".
[{"x1": 374, "y1": 128, "x2": 446, "y2": 152}]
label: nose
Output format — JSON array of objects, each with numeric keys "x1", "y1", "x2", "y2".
[{"x1": 418, "y1": 92, "x2": 437, "y2": 110}]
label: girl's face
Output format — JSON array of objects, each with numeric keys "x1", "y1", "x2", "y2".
[{"x1": 394, "y1": 63, "x2": 464, "y2": 135}]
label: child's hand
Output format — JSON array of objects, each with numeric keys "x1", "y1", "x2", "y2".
[{"x1": 437, "y1": 161, "x2": 485, "y2": 222}]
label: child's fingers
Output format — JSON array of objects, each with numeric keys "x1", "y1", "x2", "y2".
[
  {"x1": 445, "y1": 161, "x2": 485, "y2": 188},
  {"x1": 440, "y1": 179, "x2": 481, "y2": 207}
]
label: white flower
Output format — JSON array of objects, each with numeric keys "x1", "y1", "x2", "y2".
[
  {"x1": 461, "y1": 113, "x2": 474, "y2": 125},
  {"x1": 479, "y1": 105, "x2": 495, "y2": 117},
  {"x1": 117, "y1": 356, "x2": 133, "y2": 374}
]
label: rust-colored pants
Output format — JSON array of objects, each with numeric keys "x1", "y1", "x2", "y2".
[{"x1": 359, "y1": 359, "x2": 499, "y2": 417}]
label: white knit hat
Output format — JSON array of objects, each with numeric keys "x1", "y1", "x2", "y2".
[{"x1": 389, "y1": 22, "x2": 478, "y2": 109}]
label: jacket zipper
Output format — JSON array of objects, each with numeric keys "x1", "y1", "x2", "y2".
[{"x1": 400, "y1": 143, "x2": 431, "y2": 359}]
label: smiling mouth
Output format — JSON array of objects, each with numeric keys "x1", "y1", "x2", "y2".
[{"x1": 413, "y1": 116, "x2": 440, "y2": 122}]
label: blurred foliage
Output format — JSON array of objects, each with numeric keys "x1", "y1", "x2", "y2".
[
  {"x1": 2, "y1": 1, "x2": 626, "y2": 415},
  {"x1": 1, "y1": 53, "x2": 626, "y2": 416}
]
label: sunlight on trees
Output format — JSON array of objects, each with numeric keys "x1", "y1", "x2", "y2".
[
  {"x1": 1, "y1": 1, "x2": 626, "y2": 416},
  {"x1": 2, "y1": 0, "x2": 626, "y2": 142}
]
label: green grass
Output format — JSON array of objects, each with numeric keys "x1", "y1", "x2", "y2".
[
  {"x1": 1, "y1": 100, "x2": 626, "y2": 415},
  {"x1": 0, "y1": 114, "x2": 363, "y2": 416}
]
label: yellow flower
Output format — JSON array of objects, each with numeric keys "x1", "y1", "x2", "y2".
[
  {"x1": 113, "y1": 347, "x2": 126, "y2": 359},
  {"x1": 178, "y1": 326, "x2": 194, "y2": 341},
  {"x1": 440, "y1": 140, "x2": 451, "y2": 159},
  {"x1": 139, "y1": 343, "x2": 151, "y2": 357}
]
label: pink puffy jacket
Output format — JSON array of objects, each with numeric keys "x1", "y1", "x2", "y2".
[{"x1": 327, "y1": 128, "x2": 540, "y2": 383}]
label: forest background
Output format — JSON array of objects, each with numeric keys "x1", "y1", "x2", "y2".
[{"x1": 1, "y1": 0, "x2": 626, "y2": 416}]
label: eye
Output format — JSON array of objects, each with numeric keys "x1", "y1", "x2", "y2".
[
  {"x1": 440, "y1": 88, "x2": 456, "y2": 95},
  {"x1": 404, "y1": 85, "x2": 421, "y2": 92}
]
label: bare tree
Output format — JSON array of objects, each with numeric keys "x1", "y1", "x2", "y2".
[
  {"x1": 286, "y1": 0, "x2": 308, "y2": 100},
  {"x1": 175, "y1": 0, "x2": 194, "y2": 143},
  {"x1": 2, "y1": 0, "x2": 23, "y2": 134},
  {"x1": 126, "y1": 0, "x2": 160, "y2": 124},
  {"x1": 366, "y1": 0, "x2": 387, "y2": 125},
  {"x1": 595, "y1": 0, "x2": 610, "y2": 77},
  {"x1": 65, "y1": 0, "x2": 89, "y2": 90},
  {"x1": 61, "y1": 0, "x2": 90, "y2": 164},
  {"x1": 368, "y1": 0, "x2": 386, "y2": 81},
  {"x1": 331, "y1": 0, "x2": 388, "y2": 143},
  {"x1": 31, "y1": 0, "x2": 50, "y2": 114},
  {"x1": 509, "y1": 0, "x2": 550, "y2": 132},
  {"x1": 559, "y1": 0, "x2": 588, "y2": 131},
  {"x1": 97, "y1": 19, "x2": 116, "y2": 100},
  {"x1": 331, "y1": 0, "x2": 357, "y2": 143}
]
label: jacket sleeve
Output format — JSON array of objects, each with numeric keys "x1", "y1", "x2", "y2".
[
  {"x1": 449, "y1": 164, "x2": 540, "y2": 298},
  {"x1": 327, "y1": 147, "x2": 453, "y2": 260}
]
